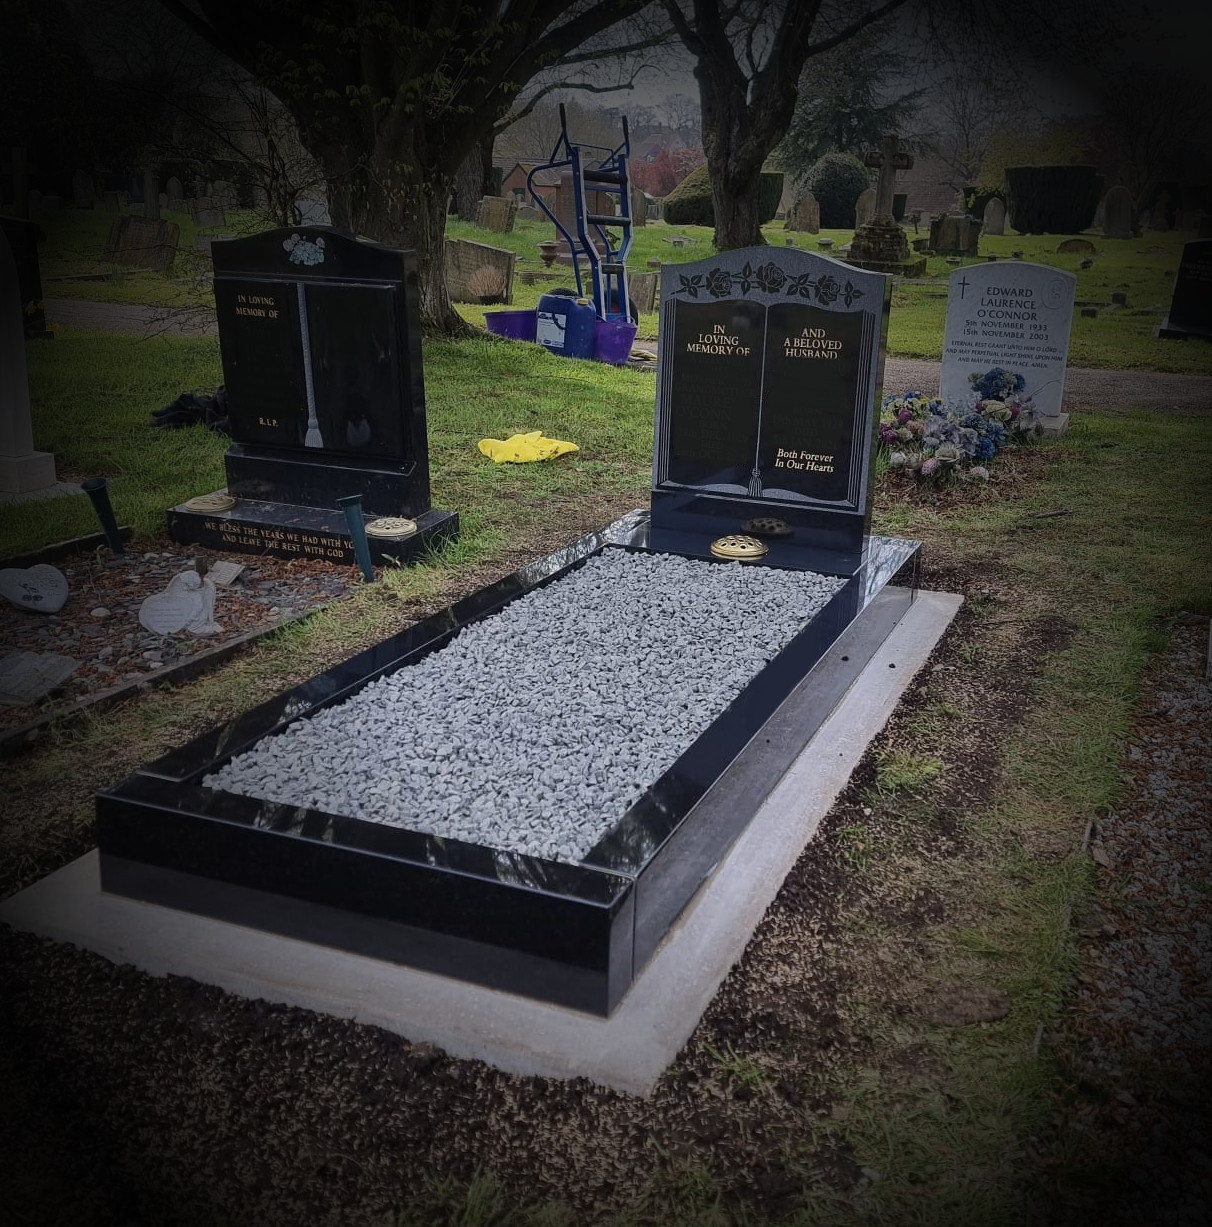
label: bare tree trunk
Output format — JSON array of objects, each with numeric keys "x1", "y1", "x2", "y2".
[
  {"x1": 711, "y1": 159, "x2": 766, "y2": 250},
  {"x1": 452, "y1": 144, "x2": 483, "y2": 222},
  {"x1": 325, "y1": 149, "x2": 472, "y2": 337},
  {"x1": 697, "y1": 58, "x2": 767, "y2": 250}
]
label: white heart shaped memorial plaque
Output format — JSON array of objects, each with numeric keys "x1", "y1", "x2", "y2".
[{"x1": 0, "y1": 564, "x2": 70, "y2": 613}]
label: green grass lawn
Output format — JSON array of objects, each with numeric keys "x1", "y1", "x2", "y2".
[
  {"x1": 7, "y1": 321, "x2": 1211, "y2": 1225},
  {"x1": 37, "y1": 207, "x2": 1211, "y2": 372},
  {"x1": 11, "y1": 325, "x2": 655, "y2": 561}
]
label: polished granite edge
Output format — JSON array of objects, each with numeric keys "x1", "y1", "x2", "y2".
[
  {"x1": 98, "y1": 514, "x2": 921, "y2": 930},
  {"x1": 97, "y1": 854, "x2": 634, "y2": 1016}
]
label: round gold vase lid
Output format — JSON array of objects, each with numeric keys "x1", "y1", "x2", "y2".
[
  {"x1": 184, "y1": 492, "x2": 236, "y2": 512},
  {"x1": 709, "y1": 533, "x2": 768, "y2": 561},
  {"x1": 365, "y1": 516, "x2": 419, "y2": 540}
]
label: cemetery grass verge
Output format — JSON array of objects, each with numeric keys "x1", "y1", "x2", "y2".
[
  {"x1": 767, "y1": 411, "x2": 1210, "y2": 1225},
  {"x1": 4, "y1": 339, "x2": 1210, "y2": 1222}
]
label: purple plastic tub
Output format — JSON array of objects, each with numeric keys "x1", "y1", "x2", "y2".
[
  {"x1": 485, "y1": 309, "x2": 537, "y2": 341},
  {"x1": 594, "y1": 318, "x2": 639, "y2": 365}
]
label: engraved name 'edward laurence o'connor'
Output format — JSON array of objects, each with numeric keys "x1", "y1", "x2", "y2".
[{"x1": 976, "y1": 288, "x2": 1038, "y2": 321}]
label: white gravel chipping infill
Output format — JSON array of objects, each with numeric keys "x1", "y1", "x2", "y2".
[{"x1": 205, "y1": 549, "x2": 847, "y2": 864}]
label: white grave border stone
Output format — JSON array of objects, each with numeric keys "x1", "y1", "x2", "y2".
[{"x1": 939, "y1": 260, "x2": 1076, "y2": 436}]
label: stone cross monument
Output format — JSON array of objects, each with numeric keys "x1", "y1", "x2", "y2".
[
  {"x1": 864, "y1": 135, "x2": 914, "y2": 220},
  {"x1": 847, "y1": 135, "x2": 917, "y2": 273}
]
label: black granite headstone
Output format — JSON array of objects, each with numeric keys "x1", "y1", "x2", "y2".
[
  {"x1": 1157, "y1": 239, "x2": 1212, "y2": 340},
  {"x1": 168, "y1": 227, "x2": 458, "y2": 564},
  {"x1": 651, "y1": 248, "x2": 890, "y2": 572}
]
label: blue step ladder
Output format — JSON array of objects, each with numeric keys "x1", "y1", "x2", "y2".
[{"x1": 526, "y1": 104, "x2": 634, "y2": 321}]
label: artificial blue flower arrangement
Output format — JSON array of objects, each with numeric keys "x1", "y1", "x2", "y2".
[{"x1": 877, "y1": 371, "x2": 1041, "y2": 484}]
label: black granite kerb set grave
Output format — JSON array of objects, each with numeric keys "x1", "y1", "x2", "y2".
[
  {"x1": 97, "y1": 243, "x2": 921, "y2": 1016},
  {"x1": 168, "y1": 227, "x2": 458, "y2": 564}
]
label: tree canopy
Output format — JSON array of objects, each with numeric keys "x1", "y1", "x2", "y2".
[{"x1": 158, "y1": 0, "x2": 658, "y2": 332}]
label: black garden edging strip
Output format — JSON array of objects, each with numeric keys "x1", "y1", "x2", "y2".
[{"x1": 2, "y1": 526, "x2": 135, "y2": 570}]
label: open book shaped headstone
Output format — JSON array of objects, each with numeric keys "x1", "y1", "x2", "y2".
[
  {"x1": 650, "y1": 248, "x2": 890, "y2": 573},
  {"x1": 167, "y1": 226, "x2": 458, "y2": 565}
]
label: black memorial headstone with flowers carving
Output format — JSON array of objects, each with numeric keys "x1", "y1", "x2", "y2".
[
  {"x1": 651, "y1": 248, "x2": 890, "y2": 573},
  {"x1": 167, "y1": 226, "x2": 458, "y2": 565}
]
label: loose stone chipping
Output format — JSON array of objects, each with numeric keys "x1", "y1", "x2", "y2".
[{"x1": 207, "y1": 550, "x2": 846, "y2": 863}]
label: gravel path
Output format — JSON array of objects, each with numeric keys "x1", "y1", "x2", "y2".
[
  {"x1": 1049, "y1": 615, "x2": 1212, "y2": 1222},
  {"x1": 884, "y1": 356, "x2": 1212, "y2": 418}
]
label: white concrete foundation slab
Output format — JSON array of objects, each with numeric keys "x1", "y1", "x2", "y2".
[{"x1": 2, "y1": 590, "x2": 962, "y2": 1096}]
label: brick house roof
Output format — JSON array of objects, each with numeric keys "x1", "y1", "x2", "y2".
[{"x1": 897, "y1": 154, "x2": 963, "y2": 218}]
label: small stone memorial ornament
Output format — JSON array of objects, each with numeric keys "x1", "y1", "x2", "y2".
[
  {"x1": 0, "y1": 565, "x2": 69, "y2": 613},
  {"x1": 139, "y1": 570, "x2": 222, "y2": 636}
]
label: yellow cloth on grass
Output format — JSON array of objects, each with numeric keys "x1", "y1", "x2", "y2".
[{"x1": 477, "y1": 431, "x2": 579, "y2": 464}]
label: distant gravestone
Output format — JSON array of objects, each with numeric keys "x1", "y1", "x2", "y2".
[
  {"x1": 444, "y1": 237, "x2": 515, "y2": 304},
  {"x1": 854, "y1": 187, "x2": 876, "y2": 229},
  {"x1": 650, "y1": 246, "x2": 890, "y2": 569},
  {"x1": 158, "y1": 192, "x2": 169, "y2": 211},
  {"x1": 1156, "y1": 239, "x2": 1212, "y2": 340},
  {"x1": 475, "y1": 195, "x2": 516, "y2": 234},
  {"x1": 647, "y1": 196, "x2": 663, "y2": 221},
  {"x1": 628, "y1": 271, "x2": 658, "y2": 314},
  {"x1": 297, "y1": 199, "x2": 330, "y2": 225},
  {"x1": 72, "y1": 170, "x2": 95, "y2": 209},
  {"x1": 630, "y1": 185, "x2": 647, "y2": 226},
  {"x1": 168, "y1": 227, "x2": 458, "y2": 564},
  {"x1": 1103, "y1": 186, "x2": 1133, "y2": 240},
  {"x1": 103, "y1": 215, "x2": 179, "y2": 272},
  {"x1": 514, "y1": 203, "x2": 542, "y2": 222},
  {"x1": 195, "y1": 208, "x2": 228, "y2": 229},
  {"x1": 166, "y1": 176, "x2": 184, "y2": 204},
  {"x1": 930, "y1": 214, "x2": 981, "y2": 256},
  {"x1": 102, "y1": 191, "x2": 120, "y2": 212},
  {"x1": 982, "y1": 197, "x2": 1006, "y2": 236},
  {"x1": 940, "y1": 260, "x2": 1077, "y2": 430},
  {"x1": 786, "y1": 192, "x2": 820, "y2": 233}
]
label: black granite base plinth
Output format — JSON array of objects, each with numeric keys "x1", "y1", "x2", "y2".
[
  {"x1": 98, "y1": 513, "x2": 920, "y2": 1015},
  {"x1": 167, "y1": 495, "x2": 458, "y2": 565},
  {"x1": 1155, "y1": 319, "x2": 1212, "y2": 341}
]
